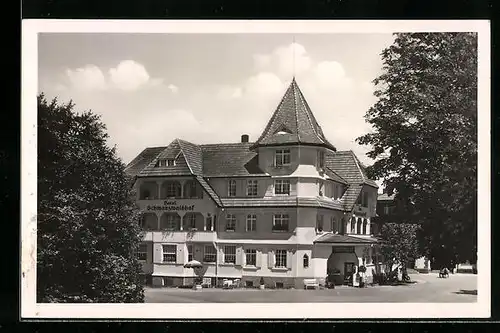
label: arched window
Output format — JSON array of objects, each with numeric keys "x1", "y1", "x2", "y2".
[
  {"x1": 350, "y1": 217, "x2": 356, "y2": 233},
  {"x1": 160, "y1": 213, "x2": 181, "y2": 231},
  {"x1": 362, "y1": 219, "x2": 368, "y2": 235},
  {"x1": 356, "y1": 218, "x2": 362, "y2": 234},
  {"x1": 140, "y1": 213, "x2": 158, "y2": 231},
  {"x1": 184, "y1": 180, "x2": 202, "y2": 199},
  {"x1": 139, "y1": 181, "x2": 158, "y2": 200},
  {"x1": 303, "y1": 254, "x2": 309, "y2": 268},
  {"x1": 162, "y1": 181, "x2": 181, "y2": 198}
]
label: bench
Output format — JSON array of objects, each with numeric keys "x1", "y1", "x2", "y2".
[{"x1": 303, "y1": 279, "x2": 319, "y2": 290}]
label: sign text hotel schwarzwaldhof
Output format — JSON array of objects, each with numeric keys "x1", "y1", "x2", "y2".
[{"x1": 146, "y1": 200, "x2": 195, "y2": 212}]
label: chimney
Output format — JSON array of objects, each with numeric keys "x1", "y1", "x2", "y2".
[{"x1": 241, "y1": 134, "x2": 249, "y2": 143}]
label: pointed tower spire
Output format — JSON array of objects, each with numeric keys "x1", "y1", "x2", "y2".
[{"x1": 251, "y1": 79, "x2": 336, "y2": 151}]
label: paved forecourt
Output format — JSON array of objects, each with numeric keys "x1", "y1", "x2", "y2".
[{"x1": 144, "y1": 273, "x2": 477, "y2": 303}]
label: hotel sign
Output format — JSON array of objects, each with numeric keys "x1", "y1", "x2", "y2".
[{"x1": 146, "y1": 200, "x2": 195, "y2": 212}]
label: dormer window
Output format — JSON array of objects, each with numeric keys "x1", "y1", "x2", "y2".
[
  {"x1": 157, "y1": 159, "x2": 176, "y2": 167},
  {"x1": 275, "y1": 149, "x2": 291, "y2": 167}
]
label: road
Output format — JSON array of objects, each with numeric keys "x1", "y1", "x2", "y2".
[{"x1": 144, "y1": 273, "x2": 477, "y2": 303}]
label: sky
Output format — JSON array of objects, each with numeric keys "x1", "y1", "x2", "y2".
[{"x1": 38, "y1": 33, "x2": 396, "y2": 171}]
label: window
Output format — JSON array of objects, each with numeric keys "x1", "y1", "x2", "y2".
[
  {"x1": 318, "y1": 150, "x2": 325, "y2": 169},
  {"x1": 162, "y1": 245, "x2": 176, "y2": 263},
  {"x1": 187, "y1": 245, "x2": 193, "y2": 262},
  {"x1": 141, "y1": 214, "x2": 158, "y2": 231},
  {"x1": 247, "y1": 180, "x2": 258, "y2": 196},
  {"x1": 165, "y1": 181, "x2": 181, "y2": 198},
  {"x1": 383, "y1": 205, "x2": 390, "y2": 215},
  {"x1": 167, "y1": 159, "x2": 175, "y2": 166},
  {"x1": 274, "y1": 179, "x2": 290, "y2": 195},
  {"x1": 157, "y1": 159, "x2": 167, "y2": 167},
  {"x1": 184, "y1": 180, "x2": 199, "y2": 198},
  {"x1": 161, "y1": 214, "x2": 179, "y2": 231},
  {"x1": 275, "y1": 149, "x2": 291, "y2": 167},
  {"x1": 275, "y1": 250, "x2": 287, "y2": 268},
  {"x1": 350, "y1": 217, "x2": 356, "y2": 233},
  {"x1": 141, "y1": 189, "x2": 151, "y2": 200},
  {"x1": 362, "y1": 220, "x2": 367, "y2": 235},
  {"x1": 205, "y1": 216, "x2": 213, "y2": 231},
  {"x1": 319, "y1": 181, "x2": 324, "y2": 196},
  {"x1": 303, "y1": 254, "x2": 309, "y2": 268},
  {"x1": 225, "y1": 214, "x2": 236, "y2": 232},
  {"x1": 245, "y1": 249, "x2": 257, "y2": 266},
  {"x1": 246, "y1": 214, "x2": 257, "y2": 232},
  {"x1": 331, "y1": 216, "x2": 338, "y2": 233},
  {"x1": 224, "y1": 245, "x2": 236, "y2": 264},
  {"x1": 357, "y1": 218, "x2": 362, "y2": 234},
  {"x1": 203, "y1": 245, "x2": 216, "y2": 263},
  {"x1": 273, "y1": 214, "x2": 289, "y2": 232},
  {"x1": 185, "y1": 213, "x2": 196, "y2": 230},
  {"x1": 316, "y1": 215, "x2": 324, "y2": 232},
  {"x1": 228, "y1": 180, "x2": 236, "y2": 197},
  {"x1": 137, "y1": 243, "x2": 148, "y2": 261}
]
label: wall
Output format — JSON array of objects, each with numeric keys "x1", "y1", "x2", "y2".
[{"x1": 216, "y1": 207, "x2": 297, "y2": 240}]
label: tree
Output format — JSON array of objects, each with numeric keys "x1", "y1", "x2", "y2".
[
  {"x1": 380, "y1": 223, "x2": 421, "y2": 281},
  {"x1": 357, "y1": 33, "x2": 477, "y2": 268},
  {"x1": 37, "y1": 94, "x2": 144, "y2": 303}
]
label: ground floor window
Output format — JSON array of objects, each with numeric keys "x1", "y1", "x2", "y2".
[
  {"x1": 303, "y1": 254, "x2": 309, "y2": 268},
  {"x1": 224, "y1": 245, "x2": 236, "y2": 264},
  {"x1": 245, "y1": 249, "x2": 257, "y2": 266},
  {"x1": 275, "y1": 249, "x2": 287, "y2": 268},
  {"x1": 162, "y1": 245, "x2": 176, "y2": 263},
  {"x1": 203, "y1": 245, "x2": 216, "y2": 263}
]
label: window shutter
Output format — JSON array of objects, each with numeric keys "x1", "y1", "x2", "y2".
[
  {"x1": 176, "y1": 244, "x2": 184, "y2": 264},
  {"x1": 268, "y1": 250, "x2": 275, "y2": 268},
  {"x1": 153, "y1": 243, "x2": 163, "y2": 263},
  {"x1": 256, "y1": 250, "x2": 262, "y2": 268},
  {"x1": 235, "y1": 247, "x2": 243, "y2": 266},
  {"x1": 286, "y1": 251, "x2": 293, "y2": 270}
]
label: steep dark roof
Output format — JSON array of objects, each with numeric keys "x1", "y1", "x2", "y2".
[
  {"x1": 251, "y1": 78, "x2": 336, "y2": 151},
  {"x1": 325, "y1": 150, "x2": 378, "y2": 188},
  {"x1": 341, "y1": 184, "x2": 363, "y2": 211},
  {"x1": 139, "y1": 140, "x2": 192, "y2": 177},
  {"x1": 178, "y1": 139, "x2": 203, "y2": 175},
  {"x1": 201, "y1": 142, "x2": 267, "y2": 177},
  {"x1": 125, "y1": 146, "x2": 166, "y2": 177},
  {"x1": 196, "y1": 176, "x2": 222, "y2": 207},
  {"x1": 314, "y1": 234, "x2": 379, "y2": 244}
]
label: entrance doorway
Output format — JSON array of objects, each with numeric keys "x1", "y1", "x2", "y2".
[{"x1": 344, "y1": 262, "x2": 355, "y2": 285}]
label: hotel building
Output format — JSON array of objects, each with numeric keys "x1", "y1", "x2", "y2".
[{"x1": 125, "y1": 78, "x2": 381, "y2": 288}]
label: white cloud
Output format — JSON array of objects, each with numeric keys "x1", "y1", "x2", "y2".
[
  {"x1": 63, "y1": 60, "x2": 174, "y2": 92},
  {"x1": 167, "y1": 84, "x2": 179, "y2": 94},
  {"x1": 65, "y1": 65, "x2": 107, "y2": 91},
  {"x1": 216, "y1": 86, "x2": 242, "y2": 100},
  {"x1": 253, "y1": 43, "x2": 312, "y2": 78},
  {"x1": 244, "y1": 72, "x2": 284, "y2": 97},
  {"x1": 108, "y1": 60, "x2": 151, "y2": 91}
]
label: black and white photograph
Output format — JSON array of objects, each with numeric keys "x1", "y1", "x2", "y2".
[{"x1": 21, "y1": 20, "x2": 490, "y2": 319}]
